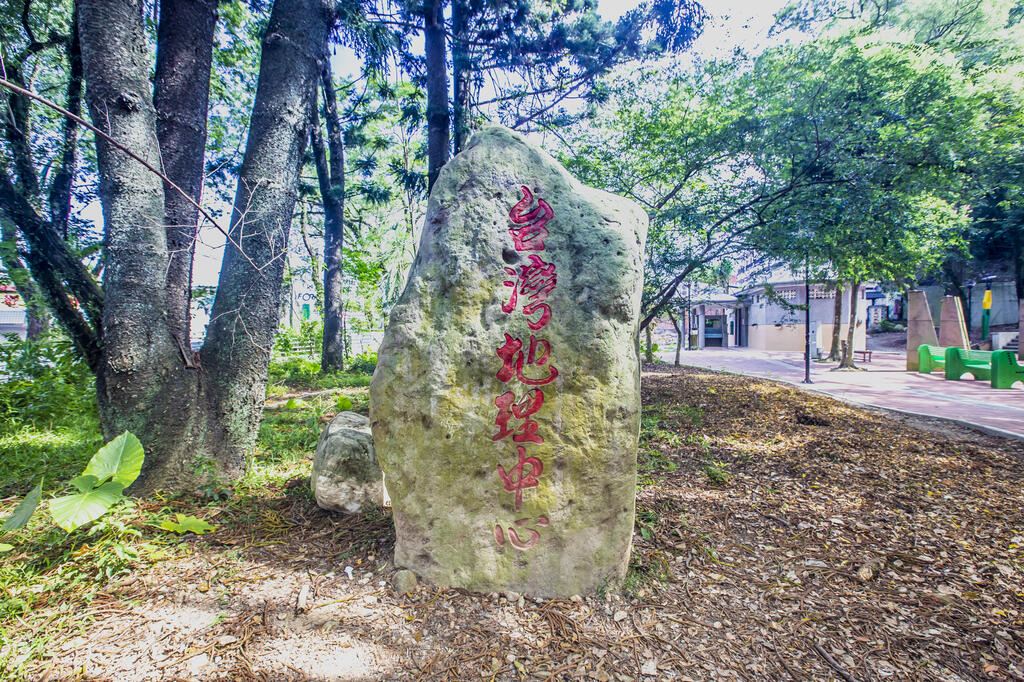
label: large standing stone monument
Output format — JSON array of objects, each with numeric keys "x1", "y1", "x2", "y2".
[
  {"x1": 938, "y1": 295, "x2": 970, "y2": 350},
  {"x1": 370, "y1": 125, "x2": 647, "y2": 597},
  {"x1": 906, "y1": 290, "x2": 939, "y2": 371}
]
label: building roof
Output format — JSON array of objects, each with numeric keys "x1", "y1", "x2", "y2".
[{"x1": 694, "y1": 292, "x2": 739, "y2": 304}]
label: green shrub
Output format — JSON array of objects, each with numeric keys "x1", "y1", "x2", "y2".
[
  {"x1": 348, "y1": 349, "x2": 377, "y2": 375},
  {"x1": 267, "y1": 359, "x2": 372, "y2": 391},
  {"x1": 875, "y1": 319, "x2": 905, "y2": 332},
  {"x1": 1, "y1": 431, "x2": 144, "y2": 542},
  {"x1": 268, "y1": 357, "x2": 321, "y2": 385},
  {"x1": 0, "y1": 333, "x2": 96, "y2": 430},
  {"x1": 700, "y1": 462, "x2": 731, "y2": 486},
  {"x1": 273, "y1": 320, "x2": 322, "y2": 356}
]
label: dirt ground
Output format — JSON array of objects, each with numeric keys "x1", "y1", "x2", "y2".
[{"x1": 12, "y1": 366, "x2": 1024, "y2": 681}]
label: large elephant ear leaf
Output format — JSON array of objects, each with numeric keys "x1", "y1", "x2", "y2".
[
  {"x1": 49, "y1": 482, "x2": 125, "y2": 533},
  {"x1": 1, "y1": 480, "x2": 43, "y2": 531},
  {"x1": 83, "y1": 432, "x2": 144, "y2": 488}
]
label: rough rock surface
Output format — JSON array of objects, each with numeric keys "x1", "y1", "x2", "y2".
[
  {"x1": 310, "y1": 411, "x2": 383, "y2": 513},
  {"x1": 938, "y1": 295, "x2": 969, "y2": 350},
  {"x1": 370, "y1": 125, "x2": 647, "y2": 597},
  {"x1": 392, "y1": 569, "x2": 418, "y2": 594},
  {"x1": 905, "y1": 290, "x2": 938, "y2": 370}
]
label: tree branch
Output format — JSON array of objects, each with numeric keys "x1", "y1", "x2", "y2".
[
  {"x1": 0, "y1": 75, "x2": 260, "y2": 273},
  {"x1": 0, "y1": 169, "x2": 104, "y2": 326},
  {"x1": 47, "y1": 12, "x2": 82, "y2": 239}
]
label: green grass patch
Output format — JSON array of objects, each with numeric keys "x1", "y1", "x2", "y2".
[
  {"x1": 0, "y1": 336, "x2": 373, "y2": 675},
  {"x1": 267, "y1": 357, "x2": 374, "y2": 392},
  {"x1": 0, "y1": 426, "x2": 103, "y2": 498}
]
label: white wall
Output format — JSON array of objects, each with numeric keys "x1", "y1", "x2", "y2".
[{"x1": 923, "y1": 282, "x2": 1020, "y2": 328}]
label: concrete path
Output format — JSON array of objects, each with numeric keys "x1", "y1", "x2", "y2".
[{"x1": 658, "y1": 348, "x2": 1024, "y2": 440}]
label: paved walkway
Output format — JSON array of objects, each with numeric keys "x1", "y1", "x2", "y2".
[{"x1": 658, "y1": 348, "x2": 1024, "y2": 440}]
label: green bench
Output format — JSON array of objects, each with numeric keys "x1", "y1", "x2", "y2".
[
  {"x1": 944, "y1": 347, "x2": 995, "y2": 381},
  {"x1": 991, "y1": 351, "x2": 1024, "y2": 389},
  {"x1": 917, "y1": 345, "x2": 948, "y2": 374}
]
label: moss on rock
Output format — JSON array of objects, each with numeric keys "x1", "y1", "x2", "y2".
[{"x1": 370, "y1": 125, "x2": 647, "y2": 597}]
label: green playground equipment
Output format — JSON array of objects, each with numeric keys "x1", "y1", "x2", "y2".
[
  {"x1": 991, "y1": 350, "x2": 1024, "y2": 389},
  {"x1": 917, "y1": 344, "x2": 948, "y2": 374},
  {"x1": 944, "y1": 347, "x2": 994, "y2": 381}
]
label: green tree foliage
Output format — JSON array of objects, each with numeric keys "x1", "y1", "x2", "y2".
[
  {"x1": 374, "y1": 0, "x2": 707, "y2": 189},
  {"x1": 297, "y1": 76, "x2": 427, "y2": 347},
  {"x1": 775, "y1": 0, "x2": 1024, "y2": 298},
  {"x1": 561, "y1": 22, "x2": 1019, "y2": 343}
]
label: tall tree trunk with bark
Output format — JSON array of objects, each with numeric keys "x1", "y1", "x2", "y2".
[
  {"x1": 668, "y1": 310, "x2": 682, "y2": 366},
  {"x1": 153, "y1": 0, "x2": 218, "y2": 343},
  {"x1": 0, "y1": 9, "x2": 98, "y2": 357},
  {"x1": 312, "y1": 61, "x2": 346, "y2": 372},
  {"x1": 79, "y1": 0, "x2": 195, "y2": 488},
  {"x1": 827, "y1": 281, "x2": 843, "y2": 362},
  {"x1": 645, "y1": 324, "x2": 654, "y2": 363},
  {"x1": 424, "y1": 0, "x2": 449, "y2": 192},
  {"x1": 77, "y1": 0, "x2": 332, "y2": 493},
  {"x1": 839, "y1": 280, "x2": 860, "y2": 368},
  {"x1": 451, "y1": 0, "x2": 472, "y2": 154},
  {"x1": 298, "y1": 203, "x2": 324, "y2": 314},
  {"x1": 1009, "y1": 219, "x2": 1023, "y2": 302},
  {"x1": 199, "y1": 0, "x2": 332, "y2": 485}
]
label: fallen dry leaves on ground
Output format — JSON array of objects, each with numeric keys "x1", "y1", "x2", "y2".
[{"x1": 10, "y1": 366, "x2": 1024, "y2": 681}]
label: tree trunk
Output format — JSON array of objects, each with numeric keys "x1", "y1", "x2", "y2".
[
  {"x1": 827, "y1": 281, "x2": 843, "y2": 361},
  {"x1": 424, "y1": 0, "x2": 449, "y2": 192},
  {"x1": 200, "y1": 0, "x2": 332, "y2": 481},
  {"x1": 1019, "y1": 298, "x2": 1023, "y2": 362},
  {"x1": 451, "y1": 0, "x2": 472, "y2": 154},
  {"x1": 839, "y1": 280, "x2": 860, "y2": 368},
  {"x1": 0, "y1": 7, "x2": 85, "y2": 345},
  {"x1": 1009, "y1": 219, "x2": 1023, "y2": 303},
  {"x1": 644, "y1": 324, "x2": 654, "y2": 363},
  {"x1": 49, "y1": 10, "x2": 82, "y2": 241},
  {"x1": 79, "y1": 0, "x2": 199, "y2": 491},
  {"x1": 79, "y1": 0, "x2": 332, "y2": 493},
  {"x1": 312, "y1": 61, "x2": 346, "y2": 372},
  {"x1": 153, "y1": 0, "x2": 218, "y2": 343},
  {"x1": 668, "y1": 310, "x2": 682, "y2": 366}
]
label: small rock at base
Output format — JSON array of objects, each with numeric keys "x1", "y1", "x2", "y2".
[
  {"x1": 393, "y1": 569, "x2": 418, "y2": 593},
  {"x1": 310, "y1": 412, "x2": 384, "y2": 514},
  {"x1": 613, "y1": 610, "x2": 627, "y2": 622}
]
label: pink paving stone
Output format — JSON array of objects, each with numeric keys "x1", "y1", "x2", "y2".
[{"x1": 658, "y1": 348, "x2": 1024, "y2": 440}]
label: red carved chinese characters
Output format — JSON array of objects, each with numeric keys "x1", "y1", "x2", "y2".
[
  {"x1": 508, "y1": 186, "x2": 553, "y2": 251},
  {"x1": 502, "y1": 254, "x2": 556, "y2": 330},
  {"x1": 496, "y1": 445, "x2": 543, "y2": 510},
  {"x1": 491, "y1": 185, "x2": 558, "y2": 551},
  {"x1": 495, "y1": 333, "x2": 558, "y2": 386},
  {"x1": 494, "y1": 516, "x2": 550, "y2": 551},
  {"x1": 492, "y1": 390, "x2": 544, "y2": 443}
]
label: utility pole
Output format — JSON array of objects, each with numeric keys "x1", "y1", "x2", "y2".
[{"x1": 803, "y1": 251, "x2": 813, "y2": 384}]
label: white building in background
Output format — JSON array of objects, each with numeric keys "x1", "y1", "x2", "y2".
[
  {"x1": 654, "y1": 271, "x2": 875, "y2": 354},
  {"x1": 734, "y1": 278, "x2": 869, "y2": 353}
]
